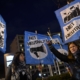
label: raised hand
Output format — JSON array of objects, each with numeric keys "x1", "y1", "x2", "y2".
[{"x1": 47, "y1": 40, "x2": 52, "y2": 46}]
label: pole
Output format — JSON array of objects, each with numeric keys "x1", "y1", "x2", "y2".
[
  {"x1": 56, "y1": 42, "x2": 62, "y2": 75},
  {"x1": 35, "y1": 30, "x2": 43, "y2": 80},
  {"x1": 54, "y1": 59, "x2": 58, "y2": 74},
  {"x1": 47, "y1": 31, "x2": 57, "y2": 76},
  {"x1": 48, "y1": 65, "x2": 53, "y2": 76},
  {"x1": 56, "y1": 60, "x2": 61, "y2": 75},
  {"x1": 47, "y1": 31, "x2": 62, "y2": 75}
]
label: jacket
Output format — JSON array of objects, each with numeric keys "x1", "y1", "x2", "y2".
[
  {"x1": 49, "y1": 45, "x2": 80, "y2": 80},
  {"x1": 5, "y1": 63, "x2": 32, "y2": 80}
]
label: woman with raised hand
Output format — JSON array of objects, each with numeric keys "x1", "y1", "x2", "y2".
[{"x1": 47, "y1": 41, "x2": 80, "y2": 80}]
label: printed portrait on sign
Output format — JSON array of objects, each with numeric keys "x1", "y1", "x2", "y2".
[
  {"x1": 0, "y1": 22, "x2": 5, "y2": 48},
  {"x1": 60, "y1": 2, "x2": 80, "y2": 24}
]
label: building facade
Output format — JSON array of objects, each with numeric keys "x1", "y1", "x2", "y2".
[{"x1": 10, "y1": 35, "x2": 24, "y2": 53}]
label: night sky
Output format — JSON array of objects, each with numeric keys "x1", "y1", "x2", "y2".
[{"x1": 0, "y1": 0, "x2": 67, "y2": 64}]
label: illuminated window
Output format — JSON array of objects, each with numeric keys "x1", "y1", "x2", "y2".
[
  {"x1": 58, "y1": 33, "x2": 60, "y2": 36},
  {"x1": 6, "y1": 55, "x2": 14, "y2": 61},
  {"x1": 6, "y1": 55, "x2": 14, "y2": 67},
  {"x1": 20, "y1": 44, "x2": 22, "y2": 47},
  {"x1": 7, "y1": 61, "x2": 12, "y2": 67},
  {"x1": 42, "y1": 64, "x2": 44, "y2": 67},
  {"x1": 19, "y1": 44, "x2": 24, "y2": 48},
  {"x1": 21, "y1": 48, "x2": 24, "y2": 51},
  {"x1": 30, "y1": 66, "x2": 32, "y2": 69}
]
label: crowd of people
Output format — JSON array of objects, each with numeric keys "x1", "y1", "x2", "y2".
[
  {"x1": 5, "y1": 52, "x2": 43, "y2": 80},
  {"x1": 5, "y1": 40, "x2": 80, "y2": 80}
]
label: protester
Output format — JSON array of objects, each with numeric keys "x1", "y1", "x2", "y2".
[
  {"x1": 32, "y1": 64, "x2": 42, "y2": 80},
  {"x1": 64, "y1": 63, "x2": 72, "y2": 77},
  {"x1": 5, "y1": 52, "x2": 31, "y2": 80},
  {"x1": 66, "y1": 67, "x2": 72, "y2": 77},
  {"x1": 47, "y1": 41, "x2": 80, "y2": 80}
]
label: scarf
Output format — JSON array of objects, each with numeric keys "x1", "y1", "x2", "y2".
[{"x1": 15, "y1": 62, "x2": 31, "y2": 80}]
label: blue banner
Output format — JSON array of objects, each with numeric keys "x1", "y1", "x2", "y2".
[
  {"x1": 55, "y1": 0, "x2": 80, "y2": 43},
  {"x1": 0, "y1": 15, "x2": 6, "y2": 53},
  {"x1": 52, "y1": 35, "x2": 68, "y2": 62},
  {"x1": 24, "y1": 31, "x2": 54, "y2": 65},
  {"x1": 52, "y1": 34, "x2": 63, "y2": 45}
]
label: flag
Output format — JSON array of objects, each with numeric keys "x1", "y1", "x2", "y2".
[
  {"x1": 55, "y1": 0, "x2": 80, "y2": 43},
  {"x1": 51, "y1": 34, "x2": 63, "y2": 45},
  {"x1": 24, "y1": 31, "x2": 54, "y2": 64},
  {"x1": 52, "y1": 35, "x2": 68, "y2": 62},
  {"x1": 0, "y1": 15, "x2": 6, "y2": 53}
]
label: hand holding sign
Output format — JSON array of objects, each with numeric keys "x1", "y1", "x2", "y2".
[
  {"x1": 47, "y1": 40, "x2": 52, "y2": 46},
  {"x1": 47, "y1": 31, "x2": 56, "y2": 44}
]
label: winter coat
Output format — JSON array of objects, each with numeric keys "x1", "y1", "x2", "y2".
[
  {"x1": 48, "y1": 45, "x2": 80, "y2": 80},
  {"x1": 5, "y1": 62, "x2": 32, "y2": 80}
]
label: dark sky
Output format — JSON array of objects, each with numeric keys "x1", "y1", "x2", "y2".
[{"x1": 0, "y1": 0, "x2": 67, "y2": 64}]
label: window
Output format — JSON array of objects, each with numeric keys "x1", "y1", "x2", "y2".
[
  {"x1": 19, "y1": 44, "x2": 24, "y2": 48},
  {"x1": 20, "y1": 48, "x2": 24, "y2": 52},
  {"x1": 48, "y1": 73, "x2": 50, "y2": 76},
  {"x1": 21, "y1": 36, "x2": 24, "y2": 39},
  {"x1": 42, "y1": 64, "x2": 44, "y2": 67},
  {"x1": 32, "y1": 66, "x2": 36, "y2": 69},
  {"x1": 20, "y1": 44, "x2": 22, "y2": 47},
  {"x1": 32, "y1": 71, "x2": 35, "y2": 74},
  {"x1": 19, "y1": 40, "x2": 24, "y2": 43},
  {"x1": 21, "y1": 48, "x2": 24, "y2": 51},
  {"x1": 6, "y1": 55, "x2": 14, "y2": 67},
  {"x1": 57, "y1": 33, "x2": 60, "y2": 36},
  {"x1": 18, "y1": 36, "x2": 24, "y2": 39},
  {"x1": 44, "y1": 65, "x2": 48, "y2": 67},
  {"x1": 52, "y1": 67, "x2": 55, "y2": 71},
  {"x1": 42, "y1": 69, "x2": 47, "y2": 72},
  {"x1": 60, "y1": 66, "x2": 65, "y2": 69},
  {"x1": 7, "y1": 61, "x2": 12, "y2": 67},
  {"x1": 6, "y1": 55, "x2": 14, "y2": 61},
  {"x1": 30, "y1": 66, "x2": 32, "y2": 69}
]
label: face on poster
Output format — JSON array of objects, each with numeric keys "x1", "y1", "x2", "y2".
[
  {"x1": 0, "y1": 15, "x2": 6, "y2": 53},
  {"x1": 55, "y1": 0, "x2": 80, "y2": 43},
  {"x1": 60, "y1": 2, "x2": 80, "y2": 24},
  {"x1": 0, "y1": 21, "x2": 5, "y2": 48}
]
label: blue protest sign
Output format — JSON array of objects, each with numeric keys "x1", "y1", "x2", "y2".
[
  {"x1": 51, "y1": 34, "x2": 68, "y2": 62},
  {"x1": 24, "y1": 31, "x2": 54, "y2": 65},
  {"x1": 0, "y1": 15, "x2": 6, "y2": 53},
  {"x1": 55, "y1": 0, "x2": 80, "y2": 43},
  {"x1": 52, "y1": 34, "x2": 63, "y2": 45}
]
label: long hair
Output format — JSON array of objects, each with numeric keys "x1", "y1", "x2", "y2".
[
  {"x1": 12, "y1": 52, "x2": 25, "y2": 70},
  {"x1": 68, "y1": 41, "x2": 79, "y2": 60}
]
